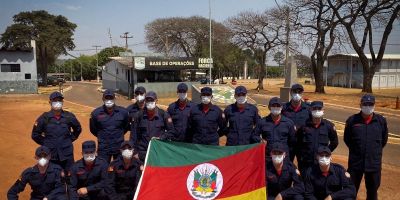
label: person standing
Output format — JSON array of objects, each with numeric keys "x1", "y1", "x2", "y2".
[
  {"x1": 223, "y1": 86, "x2": 260, "y2": 145},
  {"x1": 344, "y1": 94, "x2": 388, "y2": 200},
  {"x1": 90, "y1": 89, "x2": 129, "y2": 163},
  {"x1": 32, "y1": 91, "x2": 82, "y2": 172}
]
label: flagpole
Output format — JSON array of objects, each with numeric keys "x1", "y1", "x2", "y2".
[{"x1": 133, "y1": 139, "x2": 154, "y2": 200}]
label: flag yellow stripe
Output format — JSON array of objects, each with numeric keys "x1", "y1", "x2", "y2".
[{"x1": 217, "y1": 187, "x2": 267, "y2": 200}]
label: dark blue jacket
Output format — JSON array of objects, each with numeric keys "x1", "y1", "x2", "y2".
[
  {"x1": 126, "y1": 103, "x2": 144, "y2": 123},
  {"x1": 32, "y1": 110, "x2": 82, "y2": 162},
  {"x1": 167, "y1": 100, "x2": 195, "y2": 142},
  {"x1": 90, "y1": 106, "x2": 129, "y2": 155},
  {"x1": 8, "y1": 163, "x2": 66, "y2": 200},
  {"x1": 107, "y1": 156, "x2": 143, "y2": 200},
  {"x1": 298, "y1": 119, "x2": 338, "y2": 167},
  {"x1": 255, "y1": 115, "x2": 296, "y2": 159},
  {"x1": 188, "y1": 103, "x2": 226, "y2": 145},
  {"x1": 130, "y1": 108, "x2": 174, "y2": 161},
  {"x1": 344, "y1": 112, "x2": 388, "y2": 172},
  {"x1": 266, "y1": 160, "x2": 304, "y2": 199},
  {"x1": 282, "y1": 101, "x2": 311, "y2": 129},
  {"x1": 69, "y1": 157, "x2": 109, "y2": 200},
  {"x1": 304, "y1": 163, "x2": 356, "y2": 200},
  {"x1": 223, "y1": 103, "x2": 261, "y2": 146}
]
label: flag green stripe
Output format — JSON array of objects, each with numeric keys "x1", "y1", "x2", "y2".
[{"x1": 147, "y1": 139, "x2": 260, "y2": 167}]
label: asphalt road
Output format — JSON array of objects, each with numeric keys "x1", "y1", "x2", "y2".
[{"x1": 63, "y1": 82, "x2": 400, "y2": 167}]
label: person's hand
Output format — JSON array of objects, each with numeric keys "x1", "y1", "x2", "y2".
[
  {"x1": 275, "y1": 193, "x2": 282, "y2": 200},
  {"x1": 43, "y1": 197, "x2": 48, "y2": 200},
  {"x1": 131, "y1": 98, "x2": 137, "y2": 104},
  {"x1": 151, "y1": 137, "x2": 160, "y2": 140},
  {"x1": 140, "y1": 165, "x2": 144, "y2": 171},
  {"x1": 134, "y1": 153, "x2": 139, "y2": 160},
  {"x1": 324, "y1": 195, "x2": 332, "y2": 200},
  {"x1": 261, "y1": 139, "x2": 267, "y2": 144},
  {"x1": 78, "y1": 187, "x2": 88, "y2": 196}
]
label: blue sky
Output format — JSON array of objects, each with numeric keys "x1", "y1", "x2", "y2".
[{"x1": 1, "y1": 0, "x2": 399, "y2": 61}]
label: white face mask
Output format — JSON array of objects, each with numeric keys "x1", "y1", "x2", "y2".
[
  {"x1": 136, "y1": 95, "x2": 145, "y2": 102},
  {"x1": 236, "y1": 96, "x2": 247, "y2": 104},
  {"x1": 51, "y1": 101, "x2": 63, "y2": 110},
  {"x1": 312, "y1": 110, "x2": 324, "y2": 118},
  {"x1": 361, "y1": 106, "x2": 374, "y2": 115},
  {"x1": 178, "y1": 93, "x2": 187, "y2": 101},
  {"x1": 270, "y1": 107, "x2": 282, "y2": 116},
  {"x1": 38, "y1": 157, "x2": 49, "y2": 167},
  {"x1": 201, "y1": 96, "x2": 211, "y2": 104},
  {"x1": 104, "y1": 100, "x2": 115, "y2": 108},
  {"x1": 291, "y1": 93, "x2": 302, "y2": 102},
  {"x1": 272, "y1": 154, "x2": 285, "y2": 164},
  {"x1": 318, "y1": 156, "x2": 331, "y2": 166},
  {"x1": 146, "y1": 101, "x2": 156, "y2": 110},
  {"x1": 121, "y1": 149, "x2": 134, "y2": 159},
  {"x1": 83, "y1": 154, "x2": 96, "y2": 162}
]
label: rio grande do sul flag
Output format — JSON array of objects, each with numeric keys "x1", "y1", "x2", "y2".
[{"x1": 134, "y1": 139, "x2": 266, "y2": 200}]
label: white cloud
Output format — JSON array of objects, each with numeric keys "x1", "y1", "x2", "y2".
[{"x1": 65, "y1": 5, "x2": 82, "y2": 11}]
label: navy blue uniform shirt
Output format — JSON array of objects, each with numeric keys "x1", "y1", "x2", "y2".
[
  {"x1": 167, "y1": 100, "x2": 195, "y2": 142},
  {"x1": 90, "y1": 105, "x2": 129, "y2": 156},
  {"x1": 32, "y1": 110, "x2": 81, "y2": 164},
  {"x1": 304, "y1": 163, "x2": 356, "y2": 200},
  {"x1": 188, "y1": 103, "x2": 226, "y2": 145},
  {"x1": 8, "y1": 163, "x2": 66, "y2": 200},
  {"x1": 223, "y1": 103, "x2": 260, "y2": 146},
  {"x1": 344, "y1": 112, "x2": 388, "y2": 172}
]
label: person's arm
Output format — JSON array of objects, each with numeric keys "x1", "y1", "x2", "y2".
[
  {"x1": 288, "y1": 120, "x2": 297, "y2": 162},
  {"x1": 330, "y1": 168, "x2": 356, "y2": 200},
  {"x1": 89, "y1": 111, "x2": 98, "y2": 137},
  {"x1": 105, "y1": 164, "x2": 118, "y2": 199},
  {"x1": 280, "y1": 165, "x2": 305, "y2": 199},
  {"x1": 69, "y1": 113, "x2": 82, "y2": 142},
  {"x1": 160, "y1": 111, "x2": 175, "y2": 140},
  {"x1": 7, "y1": 169, "x2": 30, "y2": 200},
  {"x1": 31, "y1": 114, "x2": 46, "y2": 145},
  {"x1": 250, "y1": 108, "x2": 261, "y2": 143},
  {"x1": 68, "y1": 166, "x2": 79, "y2": 199},
  {"x1": 130, "y1": 114, "x2": 139, "y2": 144},
  {"x1": 217, "y1": 108, "x2": 227, "y2": 137},
  {"x1": 122, "y1": 109, "x2": 130, "y2": 134},
  {"x1": 328, "y1": 122, "x2": 339, "y2": 152},
  {"x1": 381, "y1": 116, "x2": 389, "y2": 148},
  {"x1": 343, "y1": 117, "x2": 352, "y2": 148}
]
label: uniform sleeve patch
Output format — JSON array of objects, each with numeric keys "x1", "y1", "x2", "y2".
[{"x1": 345, "y1": 172, "x2": 351, "y2": 178}]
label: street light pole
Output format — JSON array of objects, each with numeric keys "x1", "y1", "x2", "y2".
[
  {"x1": 93, "y1": 45, "x2": 101, "y2": 82},
  {"x1": 209, "y1": 0, "x2": 212, "y2": 84}
]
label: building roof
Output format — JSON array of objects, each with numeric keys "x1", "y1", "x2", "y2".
[
  {"x1": 109, "y1": 56, "x2": 133, "y2": 67},
  {"x1": 329, "y1": 53, "x2": 400, "y2": 60}
]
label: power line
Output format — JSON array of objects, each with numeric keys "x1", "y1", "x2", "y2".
[{"x1": 120, "y1": 32, "x2": 133, "y2": 51}]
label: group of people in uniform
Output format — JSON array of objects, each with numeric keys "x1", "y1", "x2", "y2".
[{"x1": 8, "y1": 82, "x2": 388, "y2": 200}]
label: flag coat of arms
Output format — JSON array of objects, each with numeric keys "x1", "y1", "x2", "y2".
[{"x1": 134, "y1": 139, "x2": 266, "y2": 200}]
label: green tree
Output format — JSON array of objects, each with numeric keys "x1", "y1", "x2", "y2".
[
  {"x1": 273, "y1": 52, "x2": 285, "y2": 67},
  {"x1": 97, "y1": 46, "x2": 128, "y2": 66},
  {"x1": 0, "y1": 10, "x2": 76, "y2": 85}
]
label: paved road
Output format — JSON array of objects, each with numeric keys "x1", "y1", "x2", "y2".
[{"x1": 63, "y1": 82, "x2": 400, "y2": 167}]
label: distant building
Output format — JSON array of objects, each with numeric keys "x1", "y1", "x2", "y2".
[
  {"x1": 102, "y1": 55, "x2": 208, "y2": 97},
  {"x1": 0, "y1": 40, "x2": 38, "y2": 93},
  {"x1": 327, "y1": 54, "x2": 400, "y2": 88}
]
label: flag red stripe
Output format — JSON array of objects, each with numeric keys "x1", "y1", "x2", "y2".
[{"x1": 137, "y1": 144, "x2": 265, "y2": 199}]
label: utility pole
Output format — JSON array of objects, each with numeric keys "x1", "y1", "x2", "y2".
[
  {"x1": 120, "y1": 32, "x2": 133, "y2": 51},
  {"x1": 108, "y1": 28, "x2": 115, "y2": 54},
  {"x1": 283, "y1": 7, "x2": 291, "y2": 87},
  {"x1": 93, "y1": 45, "x2": 101, "y2": 82},
  {"x1": 209, "y1": 0, "x2": 212, "y2": 84}
]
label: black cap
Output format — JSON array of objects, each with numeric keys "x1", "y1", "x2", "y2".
[
  {"x1": 103, "y1": 89, "x2": 115, "y2": 98},
  {"x1": 361, "y1": 94, "x2": 375, "y2": 104},
  {"x1": 82, "y1": 140, "x2": 96, "y2": 153},
  {"x1": 201, "y1": 87, "x2": 212, "y2": 95},
  {"x1": 120, "y1": 140, "x2": 135, "y2": 149},
  {"x1": 317, "y1": 146, "x2": 331, "y2": 155},
  {"x1": 271, "y1": 143, "x2": 285, "y2": 153},
  {"x1": 134, "y1": 86, "x2": 146, "y2": 94},
  {"x1": 49, "y1": 91, "x2": 64, "y2": 100},
  {"x1": 145, "y1": 91, "x2": 157, "y2": 100},
  {"x1": 177, "y1": 83, "x2": 188, "y2": 92},
  {"x1": 35, "y1": 146, "x2": 50, "y2": 157},
  {"x1": 235, "y1": 86, "x2": 247, "y2": 95},
  {"x1": 311, "y1": 101, "x2": 324, "y2": 108},
  {"x1": 269, "y1": 97, "x2": 282, "y2": 107},
  {"x1": 291, "y1": 84, "x2": 304, "y2": 92}
]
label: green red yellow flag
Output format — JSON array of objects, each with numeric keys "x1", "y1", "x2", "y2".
[{"x1": 134, "y1": 139, "x2": 266, "y2": 200}]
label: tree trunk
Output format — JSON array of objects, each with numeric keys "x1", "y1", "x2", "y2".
[
  {"x1": 257, "y1": 63, "x2": 265, "y2": 90},
  {"x1": 362, "y1": 66, "x2": 374, "y2": 93},
  {"x1": 311, "y1": 56, "x2": 325, "y2": 93}
]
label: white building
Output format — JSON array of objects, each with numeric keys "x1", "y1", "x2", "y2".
[
  {"x1": 0, "y1": 40, "x2": 38, "y2": 93},
  {"x1": 326, "y1": 54, "x2": 400, "y2": 88}
]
